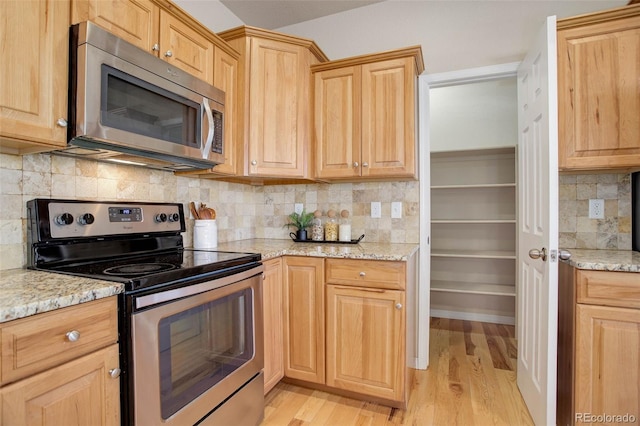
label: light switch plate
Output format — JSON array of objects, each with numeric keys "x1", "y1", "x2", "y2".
[
  {"x1": 391, "y1": 202, "x2": 402, "y2": 218},
  {"x1": 371, "y1": 202, "x2": 381, "y2": 218}
]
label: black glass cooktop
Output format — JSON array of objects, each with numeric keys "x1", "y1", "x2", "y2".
[{"x1": 43, "y1": 249, "x2": 261, "y2": 291}]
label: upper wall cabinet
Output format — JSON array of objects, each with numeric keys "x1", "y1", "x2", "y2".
[
  {"x1": 218, "y1": 27, "x2": 328, "y2": 181},
  {"x1": 312, "y1": 47, "x2": 424, "y2": 180},
  {"x1": 557, "y1": 5, "x2": 640, "y2": 171},
  {"x1": 71, "y1": 0, "x2": 239, "y2": 86},
  {"x1": 0, "y1": 0, "x2": 71, "y2": 153}
]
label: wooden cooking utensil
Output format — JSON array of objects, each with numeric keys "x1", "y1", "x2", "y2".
[{"x1": 189, "y1": 202, "x2": 200, "y2": 219}]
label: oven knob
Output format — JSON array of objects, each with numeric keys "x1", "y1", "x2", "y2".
[
  {"x1": 155, "y1": 213, "x2": 167, "y2": 223},
  {"x1": 168, "y1": 213, "x2": 180, "y2": 222},
  {"x1": 55, "y1": 213, "x2": 74, "y2": 226},
  {"x1": 78, "y1": 213, "x2": 95, "y2": 225}
]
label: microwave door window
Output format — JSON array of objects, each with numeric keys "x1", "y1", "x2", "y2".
[{"x1": 101, "y1": 65, "x2": 201, "y2": 148}]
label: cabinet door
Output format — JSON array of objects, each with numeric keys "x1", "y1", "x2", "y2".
[
  {"x1": 314, "y1": 66, "x2": 362, "y2": 179},
  {"x1": 211, "y1": 46, "x2": 239, "y2": 175},
  {"x1": 282, "y1": 257, "x2": 324, "y2": 383},
  {"x1": 159, "y1": 10, "x2": 214, "y2": 85},
  {"x1": 575, "y1": 304, "x2": 640, "y2": 420},
  {"x1": 1, "y1": 344, "x2": 120, "y2": 426},
  {"x1": 0, "y1": 0, "x2": 70, "y2": 149},
  {"x1": 361, "y1": 57, "x2": 417, "y2": 178},
  {"x1": 326, "y1": 285, "x2": 405, "y2": 402},
  {"x1": 71, "y1": 0, "x2": 159, "y2": 52},
  {"x1": 558, "y1": 15, "x2": 640, "y2": 170},
  {"x1": 262, "y1": 258, "x2": 284, "y2": 394},
  {"x1": 248, "y1": 38, "x2": 307, "y2": 177}
]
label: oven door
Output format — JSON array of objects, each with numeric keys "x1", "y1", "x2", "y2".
[{"x1": 131, "y1": 266, "x2": 264, "y2": 426}]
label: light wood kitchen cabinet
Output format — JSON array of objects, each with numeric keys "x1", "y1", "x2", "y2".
[
  {"x1": 218, "y1": 27, "x2": 328, "y2": 181},
  {"x1": 0, "y1": 297, "x2": 120, "y2": 425},
  {"x1": 312, "y1": 47, "x2": 424, "y2": 180},
  {"x1": 0, "y1": 0, "x2": 71, "y2": 153},
  {"x1": 326, "y1": 285, "x2": 406, "y2": 403},
  {"x1": 262, "y1": 258, "x2": 284, "y2": 394},
  {"x1": 557, "y1": 264, "x2": 640, "y2": 426},
  {"x1": 282, "y1": 256, "x2": 325, "y2": 384},
  {"x1": 72, "y1": 0, "x2": 234, "y2": 86},
  {"x1": 557, "y1": 5, "x2": 640, "y2": 171}
]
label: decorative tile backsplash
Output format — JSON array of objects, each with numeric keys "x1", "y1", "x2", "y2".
[
  {"x1": 559, "y1": 173, "x2": 632, "y2": 250},
  {"x1": 0, "y1": 152, "x2": 420, "y2": 270}
]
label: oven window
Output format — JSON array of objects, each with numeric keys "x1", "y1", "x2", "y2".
[
  {"x1": 101, "y1": 65, "x2": 200, "y2": 147},
  {"x1": 157, "y1": 288, "x2": 254, "y2": 419}
]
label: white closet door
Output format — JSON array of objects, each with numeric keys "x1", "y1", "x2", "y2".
[{"x1": 516, "y1": 15, "x2": 559, "y2": 426}]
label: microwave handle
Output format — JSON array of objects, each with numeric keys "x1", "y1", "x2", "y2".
[{"x1": 201, "y1": 98, "x2": 215, "y2": 159}]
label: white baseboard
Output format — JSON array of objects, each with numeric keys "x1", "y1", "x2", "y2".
[{"x1": 430, "y1": 309, "x2": 515, "y2": 325}]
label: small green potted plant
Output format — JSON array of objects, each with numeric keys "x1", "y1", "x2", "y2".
[{"x1": 284, "y1": 209, "x2": 314, "y2": 240}]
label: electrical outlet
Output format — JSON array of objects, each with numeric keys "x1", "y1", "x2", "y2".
[
  {"x1": 391, "y1": 201, "x2": 402, "y2": 218},
  {"x1": 371, "y1": 202, "x2": 381, "y2": 218},
  {"x1": 589, "y1": 199, "x2": 604, "y2": 219},
  {"x1": 294, "y1": 203, "x2": 304, "y2": 215}
]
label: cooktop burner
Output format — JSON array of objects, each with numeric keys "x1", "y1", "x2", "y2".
[{"x1": 103, "y1": 262, "x2": 177, "y2": 277}]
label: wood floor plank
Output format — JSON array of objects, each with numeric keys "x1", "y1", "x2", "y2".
[{"x1": 261, "y1": 318, "x2": 533, "y2": 426}]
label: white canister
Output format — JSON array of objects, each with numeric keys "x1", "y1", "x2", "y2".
[
  {"x1": 338, "y1": 224, "x2": 351, "y2": 242},
  {"x1": 193, "y1": 219, "x2": 218, "y2": 249}
]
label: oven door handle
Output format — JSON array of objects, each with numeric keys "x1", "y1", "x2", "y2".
[{"x1": 135, "y1": 264, "x2": 263, "y2": 310}]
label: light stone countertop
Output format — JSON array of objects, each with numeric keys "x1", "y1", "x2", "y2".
[
  {"x1": 0, "y1": 239, "x2": 418, "y2": 323},
  {"x1": 562, "y1": 249, "x2": 640, "y2": 273},
  {"x1": 0, "y1": 269, "x2": 123, "y2": 323},
  {"x1": 212, "y1": 238, "x2": 420, "y2": 262}
]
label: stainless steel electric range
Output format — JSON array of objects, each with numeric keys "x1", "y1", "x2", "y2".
[{"x1": 27, "y1": 199, "x2": 265, "y2": 426}]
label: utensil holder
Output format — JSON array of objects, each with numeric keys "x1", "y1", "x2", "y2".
[{"x1": 193, "y1": 219, "x2": 217, "y2": 249}]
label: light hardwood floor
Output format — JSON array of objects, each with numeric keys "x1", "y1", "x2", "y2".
[{"x1": 261, "y1": 317, "x2": 534, "y2": 426}]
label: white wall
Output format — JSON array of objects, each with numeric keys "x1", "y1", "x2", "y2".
[
  {"x1": 429, "y1": 78, "x2": 517, "y2": 152},
  {"x1": 275, "y1": 0, "x2": 625, "y2": 73},
  {"x1": 173, "y1": 0, "x2": 243, "y2": 32}
]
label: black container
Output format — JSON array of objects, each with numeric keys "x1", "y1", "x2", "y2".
[{"x1": 633, "y1": 172, "x2": 640, "y2": 252}]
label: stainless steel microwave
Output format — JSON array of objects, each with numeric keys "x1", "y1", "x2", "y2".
[{"x1": 57, "y1": 21, "x2": 225, "y2": 171}]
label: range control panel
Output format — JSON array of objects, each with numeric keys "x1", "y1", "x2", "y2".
[{"x1": 30, "y1": 200, "x2": 185, "y2": 239}]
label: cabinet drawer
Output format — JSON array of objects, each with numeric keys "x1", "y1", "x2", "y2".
[
  {"x1": 0, "y1": 297, "x2": 118, "y2": 385},
  {"x1": 577, "y1": 270, "x2": 640, "y2": 309},
  {"x1": 325, "y1": 259, "x2": 405, "y2": 290}
]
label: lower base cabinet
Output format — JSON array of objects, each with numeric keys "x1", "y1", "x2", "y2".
[
  {"x1": 1, "y1": 344, "x2": 120, "y2": 426},
  {"x1": 262, "y1": 257, "x2": 284, "y2": 394},
  {"x1": 326, "y1": 285, "x2": 405, "y2": 402},
  {"x1": 280, "y1": 256, "x2": 411, "y2": 407},
  {"x1": 557, "y1": 264, "x2": 640, "y2": 426}
]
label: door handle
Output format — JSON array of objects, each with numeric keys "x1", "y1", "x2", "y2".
[
  {"x1": 528, "y1": 248, "x2": 547, "y2": 261},
  {"x1": 559, "y1": 249, "x2": 572, "y2": 261}
]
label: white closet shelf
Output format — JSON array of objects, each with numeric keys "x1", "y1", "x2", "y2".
[
  {"x1": 431, "y1": 183, "x2": 516, "y2": 189},
  {"x1": 431, "y1": 249, "x2": 516, "y2": 259},
  {"x1": 431, "y1": 219, "x2": 516, "y2": 224},
  {"x1": 430, "y1": 280, "x2": 516, "y2": 297}
]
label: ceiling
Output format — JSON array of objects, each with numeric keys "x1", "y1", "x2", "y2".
[{"x1": 219, "y1": 0, "x2": 385, "y2": 29}]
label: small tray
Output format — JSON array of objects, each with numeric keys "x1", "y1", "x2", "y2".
[{"x1": 289, "y1": 234, "x2": 365, "y2": 244}]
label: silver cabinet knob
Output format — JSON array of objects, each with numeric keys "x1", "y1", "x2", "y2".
[
  {"x1": 528, "y1": 248, "x2": 547, "y2": 261},
  {"x1": 395, "y1": 303, "x2": 403, "y2": 310},
  {"x1": 251, "y1": 160, "x2": 257, "y2": 166},
  {"x1": 362, "y1": 162, "x2": 369, "y2": 167},
  {"x1": 56, "y1": 118, "x2": 67, "y2": 127},
  {"x1": 359, "y1": 271, "x2": 366, "y2": 277},
  {"x1": 66, "y1": 330, "x2": 80, "y2": 342},
  {"x1": 164, "y1": 50, "x2": 173, "y2": 58},
  {"x1": 109, "y1": 368, "x2": 121, "y2": 379},
  {"x1": 559, "y1": 249, "x2": 572, "y2": 261},
  {"x1": 152, "y1": 43, "x2": 160, "y2": 52},
  {"x1": 353, "y1": 162, "x2": 359, "y2": 167}
]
